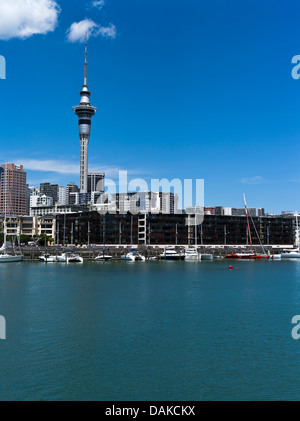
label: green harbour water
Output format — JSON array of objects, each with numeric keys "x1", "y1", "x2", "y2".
[{"x1": 0, "y1": 259, "x2": 300, "y2": 401}]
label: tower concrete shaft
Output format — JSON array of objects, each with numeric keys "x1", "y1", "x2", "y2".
[{"x1": 73, "y1": 37, "x2": 96, "y2": 193}]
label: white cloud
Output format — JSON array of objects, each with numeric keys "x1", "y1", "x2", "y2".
[
  {"x1": 96, "y1": 24, "x2": 116, "y2": 38},
  {"x1": 240, "y1": 176, "x2": 264, "y2": 185},
  {"x1": 92, "y1": 0, "x2": 105, "y2": 9},
  {"x1": 0, "y1": 0, "x2": 60, "y2": 40},
  {"x1": 66, "y1": 19, "x2": 98, "y2": 43},
  {"x1": 20, "y1": 159, "x2": 79, "y2": 174},
  {"x1": 67, "y1": 19, "x2": 116, "y2": 42},
  {"x1": 17, "y1": 158, "x2": 135, "y2": 178}
]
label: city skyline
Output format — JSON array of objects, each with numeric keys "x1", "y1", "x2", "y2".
[{"x1": 0, "y1": 0, "x2": 300, "y2": 213}]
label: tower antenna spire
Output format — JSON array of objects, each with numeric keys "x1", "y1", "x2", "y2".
[{"x1": 84, "y1": 32, "x2": 88, "y2": 86}]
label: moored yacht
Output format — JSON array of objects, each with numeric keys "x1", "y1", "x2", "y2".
[
  {"x1": 184, "y1": 247, "x2": 200, "y2": 261},
  {"x1": 121, "y1": 250, "x2": 145, "y2": 262},
  {"x1": 225, "y1": 252, "x2": 281, "y2": 260},
  {"x1": 225, "y1": 194, "x2": 280, "y2": 261},
  {"x1": 95, "y1": 254, "x2": 112, "y2": 261},
  {"x1": 201, "y1": 253, "x2": 213, "y2": 260},
  {"x1": 225, "y1": 252, "x2": 265, "y2": 260},
  {"x1": 160, "y1": 247, "x2": 185, "y2": 261},
  {"x1": 61, "y1": 252, "x2": 83, "y2": 263},
  {"x1": 0, "y1": 253, "x2": 22, "y2": 263},
  {"x1": 39, "y1": 253, "x2": 58, "y2": 262},
  {"x1": 281, "y1": 249, "x2": 300, "y2": 258}
]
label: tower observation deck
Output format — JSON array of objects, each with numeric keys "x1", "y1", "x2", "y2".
[{"x1": 73, "y1": 37, "x2": 96, "y2": 194}]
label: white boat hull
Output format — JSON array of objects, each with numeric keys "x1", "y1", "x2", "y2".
[
  {"x1": 58, "y1": 252, "x2": 83, "y2": 263},
  {"x1": 39, "y1": 254, "x2": 58, "y2": 262},
  {"x1": 184, "y1": 247, "x2": 200, "y2": 261},
  {"x1": 95, "y1": 255, "x2": 112, "y2": 261},
  {"x1": 39, "y1": 254, "x2": 67, "y2": 262},
  {"x1": 281, "y1": 253, "x2": 300, "y2": 258},
  {"x1": 185, "y1": 254, "x2": 200, "y2": 261},
  {"x1": 121, "y1": 255, "x2": 134, "y2": 261},
  {"x1": 67, "y1": 255, "x2": 83, "y2": 263},
  {"x1": 201, "y1": 254, "x2": 213, "y2": 260},
  {"x1": 160, "y1": 255, "x2": 185, "y2": 260},
  {"x1": 121, "y1": 253, "x2": 145, "y2": 262},
  {"x1": 271, "y1": 254, "x2": 282, "y2": 260},
  {"x1": 0, "y1": 254, "x2": 22, "y2": 263}
]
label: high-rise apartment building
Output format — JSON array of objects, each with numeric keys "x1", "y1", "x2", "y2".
[
  {"x1": 57, "y1": 185, "x2": 66, "y2": 205},
  {"x1": 66, "y1": 182, "x2": 80, "y2": 205},
  {"x1": 27, "y1": 185, "x2": 39, "y2": 215},
  {"x1": 159, "y1": 192, "x2": 178, "y2": 214},
  {"x1": 0, "y1": 163, "x2": 27, "y2": 215},
  {"x1": 30, "y1": 193, "x2": 53, "y2": 209},
  {"x1": 111, "y1": 191, "x2": 178, "y2": 214},
  {"x1": 40, "y1": 182, "x2": 59, "y2": 203},
  {"x1": 87, "y1": 172, "x2": 105, "y2": 194}
]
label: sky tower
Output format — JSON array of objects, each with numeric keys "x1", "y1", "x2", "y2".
[{"x1": 73, "y1": 36, "x2": 96, "y2": 194}]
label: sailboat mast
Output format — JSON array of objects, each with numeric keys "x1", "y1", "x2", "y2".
[
  {"x1": 295, "y1": 212, "x2": 299, "y2": 248},
  {"x1": 3, "y1": 163, "x2": 7, "y2": 249},
  {"x1": 243, "y1": 193, "x2": 253, "y2": 252}
]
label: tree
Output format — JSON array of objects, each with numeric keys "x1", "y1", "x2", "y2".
[
  {"x1": 37, "y1": 234, "x2": 51, "y2": 247},
  {"x1": 19, "y1": 235, "x2": 32, "y2": 244}
]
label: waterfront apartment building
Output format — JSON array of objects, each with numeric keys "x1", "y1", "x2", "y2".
[
  {"x1": 54, "y1": 211, "x2": 294, "y2": 247},
  {"x1": 1, "y1": 215, "x2": 55, "y2": 240},
  {"x1": 1, "y1": 211, "x2": 294, "y2": 247},
  {"x1": 0, "y1": 163, "x2": 27, "y2": 215}
]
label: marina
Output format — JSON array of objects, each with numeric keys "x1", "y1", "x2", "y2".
[{"x1": 17, "y1": 244, "x2": 286, "y2": 262}]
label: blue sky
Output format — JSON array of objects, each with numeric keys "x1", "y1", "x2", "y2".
[{"x1": 0, "y1": 0, "x2": 300, "y2": 213}]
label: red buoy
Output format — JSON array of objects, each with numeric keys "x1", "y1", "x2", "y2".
[{"x1": 229, "y1": 265, "x2": 233, "y2": 269}]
